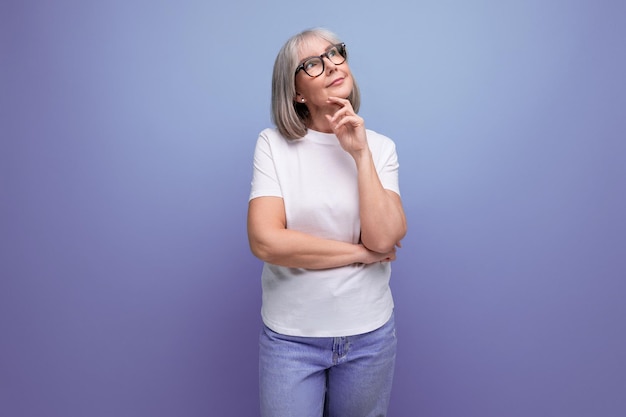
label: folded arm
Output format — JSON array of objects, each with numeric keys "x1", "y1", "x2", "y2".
[
  {"x1": 354, "y1": 149, "x2": 407, "y2": 253},
  {"x1": 326, "y1": 97, "x2": 407, "y2": 254},
  {"x1": 247, "y1": 196, "x2": 396, "y2": 269}
]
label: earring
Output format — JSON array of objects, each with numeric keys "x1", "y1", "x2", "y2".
[{"x1": 301, "y1": 98, "x2": 305, "y2": 102}]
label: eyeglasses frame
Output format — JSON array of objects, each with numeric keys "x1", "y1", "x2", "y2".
[{"x1": 294, "y1": 43, "x2": 347, "y2": 78}]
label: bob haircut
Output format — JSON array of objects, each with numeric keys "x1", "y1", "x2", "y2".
[{"x1": 271, "y1": 28, "x2": 361, "y2": 140}]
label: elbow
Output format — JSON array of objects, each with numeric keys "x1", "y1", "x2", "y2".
[
  {"x1": 248, "y1": 236, "x2": 279, "y2": 264},
  {"x1": 249, "y1": 239, "x2": 270, "y2": 262},
  {"x1": 361, "y1": 236, "x2": 399, "y2": 254},
  {"x1": 361, "y1": 225, "x2": 407, "y2": 254}
]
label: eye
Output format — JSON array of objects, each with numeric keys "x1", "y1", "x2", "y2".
[
  {"x1": 304, "y1": 58, "x2": 321, "y2": 70},
  {"x1": 327, "y1": 48, "x2": 338, "y2": 58}
]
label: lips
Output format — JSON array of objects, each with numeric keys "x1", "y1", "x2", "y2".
[{"x1": 327, "y1": 77, "x2": 344, "y2": 87}]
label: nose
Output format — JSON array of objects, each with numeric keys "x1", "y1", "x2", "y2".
[{"x1": 323, "y1": 56, "x2": 337, "y2": 73}]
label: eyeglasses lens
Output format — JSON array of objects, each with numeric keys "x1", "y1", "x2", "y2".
[{"x1": 302, "y1": 44, "x2": 346, "y2": 77}]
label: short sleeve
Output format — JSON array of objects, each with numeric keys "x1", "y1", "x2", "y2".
[
  {"x1": 373, "y1": 134, "x2": 401, "y2": 196},
  {"x1": 249, "y1": 130, "x2": 283, "y2": 201}
]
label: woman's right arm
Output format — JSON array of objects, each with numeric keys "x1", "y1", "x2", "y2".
[{"x1": 247, "y1": 196, "x2": 396, "y2": 269}]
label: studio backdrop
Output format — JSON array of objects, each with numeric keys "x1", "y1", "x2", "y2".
[{"x1": 2, "y1": 1, "x2": 625, "y2": 416}]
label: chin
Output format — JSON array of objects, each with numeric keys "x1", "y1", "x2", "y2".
[{"x1": 334, "y1": 84, "x2": 353, "y2": 99}]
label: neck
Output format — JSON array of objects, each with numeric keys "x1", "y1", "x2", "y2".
[
  {"x1": 306, "y1": 119, "x2": 332, "y2": 133},
  {"x1": 305, "y1": 103, "x2": 339, "y2": 133}
]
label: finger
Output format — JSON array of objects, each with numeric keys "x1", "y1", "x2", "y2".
[
  {"x1": 327, "y1": 96, "x2": 350, "y2": 105},
  {"x1": 330, "y1": 106, "x2": 354, "y2": 123},
  {"x1": 327, "y1": 97, "x2": 354, "y2": 114},
  {"x1": 332, "y1": 115, "x2": 362, "y2": 130},
  {"x1": 326, "y1": 113, "x2": 349, "y2": 130}
]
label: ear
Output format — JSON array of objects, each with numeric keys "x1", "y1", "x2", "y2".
[{"x1": 294, "y1": 93, "x2": 305, "y2": 103}]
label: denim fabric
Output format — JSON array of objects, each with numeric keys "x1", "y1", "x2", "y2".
[{"x1": 259, "y1": 313, "x2": 397, "y2": 417}]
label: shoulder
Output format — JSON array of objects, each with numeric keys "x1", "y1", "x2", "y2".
[
  {"x1": 258, "y1": 127, "x2": 281, "y2": 142},
  {"x1": 255, "y1": 128, "x2": 283, "y2": 151},
  {"x1": 257, "y1": 127, "x2": 298, "y2": 146},
  {"x1": 365, "y1": 129, "x2": 397, "y2": 151}
]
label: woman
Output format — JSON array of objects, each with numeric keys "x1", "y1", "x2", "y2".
[{"x1": 247, "y1": 28, "x2": 407, "y2": 417}]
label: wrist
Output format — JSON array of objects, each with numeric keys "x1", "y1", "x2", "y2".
[
  {"x1": 351, "y1": 146, "x2": 371, "y2": 164},
  {"x1": 354, "y1": 243, "x2": 369, "y2": 264}
]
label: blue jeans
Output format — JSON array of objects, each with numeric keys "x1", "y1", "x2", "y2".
[{"x1": 259, "y1": 313, "x2": 397, "y2": 417}]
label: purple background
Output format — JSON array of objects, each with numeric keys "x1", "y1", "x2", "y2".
[{"x1": 2, "y1": 1, "x2": 625, "y2": 416}]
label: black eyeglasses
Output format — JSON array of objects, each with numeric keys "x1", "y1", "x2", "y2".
[{"x1": 295, "y1": 43, "x2": 347, "y2": 78}]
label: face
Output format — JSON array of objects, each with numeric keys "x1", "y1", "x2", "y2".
[{"x1": 294, "y1": 37, "x2": 353, "y2": 110}]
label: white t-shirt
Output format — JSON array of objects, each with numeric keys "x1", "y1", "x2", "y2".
[{"x1": 249, "y1": 127, "x2": 401, "y2": 337}]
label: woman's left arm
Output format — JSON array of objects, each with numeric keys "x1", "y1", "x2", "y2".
[
  {"x1": 326, "y1": 97, "x2": 407, "y2": 253},
  {"x1": 353, "y1": 150, "x2": 407, "y2": 253}
]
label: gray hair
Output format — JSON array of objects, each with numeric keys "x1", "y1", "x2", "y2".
[{"x1": 271, "y1": 28, "x2": 361, "y2": 139}]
